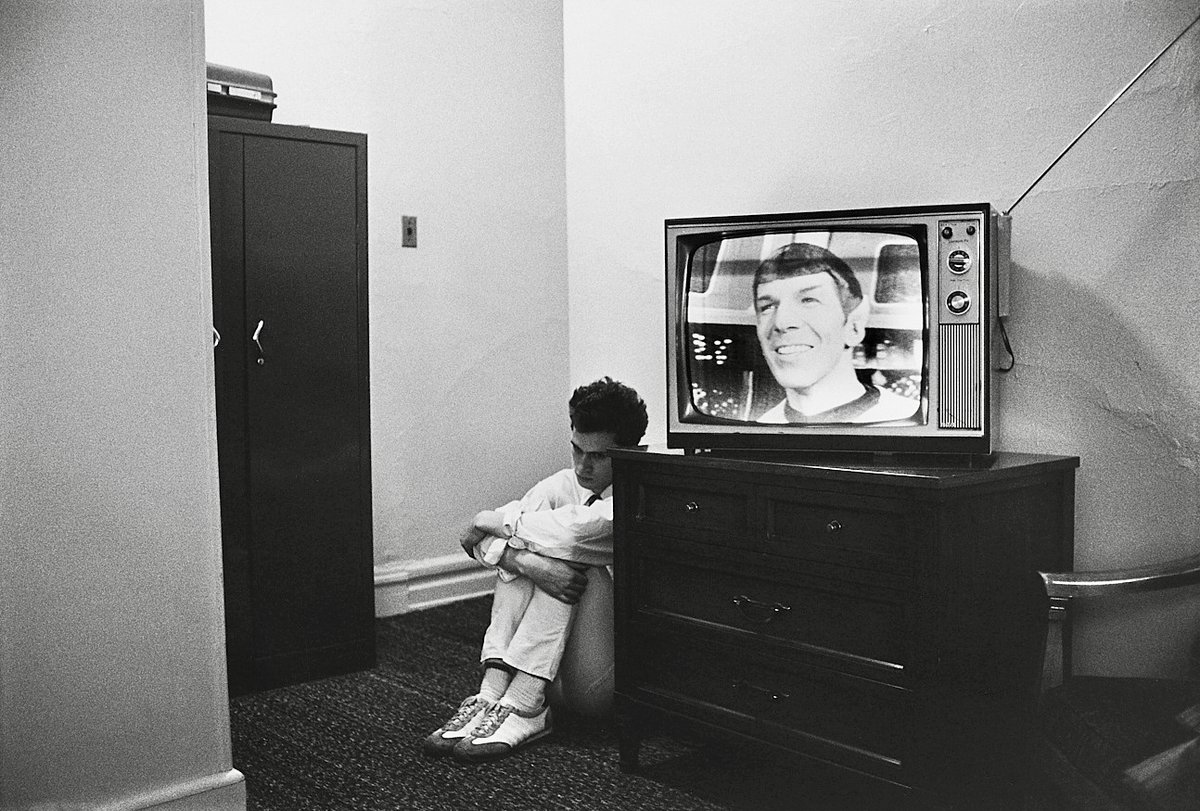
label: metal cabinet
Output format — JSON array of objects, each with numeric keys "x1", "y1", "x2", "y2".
[{"x1": 209, "y1": 115, "x2": 373, "y2": 695}]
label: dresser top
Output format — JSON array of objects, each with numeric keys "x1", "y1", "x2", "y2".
[{"x1": 611, "y1": 446, "x2": 1079, "y2": 490}]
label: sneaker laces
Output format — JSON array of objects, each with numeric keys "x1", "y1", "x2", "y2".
[
  {"x1": 444, "y1": 697, "x2": 487, "y2": 731},
  {"x1": 473, "y1": 703, "x2": 513, "y2": 738}
]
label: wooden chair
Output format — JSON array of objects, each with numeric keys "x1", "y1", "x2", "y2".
[{"x1": 1037, "y1": 553, "x2": 1200, "y2": 810}]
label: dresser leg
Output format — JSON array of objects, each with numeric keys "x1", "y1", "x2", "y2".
[{"x1": 616, "y1": 716, "x2": 643, "y2": 772}]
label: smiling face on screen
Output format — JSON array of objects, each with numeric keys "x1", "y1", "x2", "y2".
[{"x1": 755, "y1": 271, "x2": 867, "y2": 394}]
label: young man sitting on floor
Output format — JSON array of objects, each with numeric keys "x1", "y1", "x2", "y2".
[{"x1": 422, "y1": 377, "x2": 648, "y2": 763}]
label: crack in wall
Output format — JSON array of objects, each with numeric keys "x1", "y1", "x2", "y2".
[{"x1": 1009, "y1": 362, "x2": 1200, "y2": 475}]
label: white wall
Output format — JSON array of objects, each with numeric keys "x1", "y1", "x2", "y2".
[
  {"x1": 206, "y1": 0, "x2": 570, "y2": 610},
  {"x1": 0, "y1": 1, "x2": 243, "y2": 808},
  {"x1": 565, "y1": 0, "x2": 1200, "y2": 677}
]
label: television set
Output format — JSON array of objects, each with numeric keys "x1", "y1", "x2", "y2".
[{"x1": 665, "y1": 202, "x2": 1010, "y2": 456}]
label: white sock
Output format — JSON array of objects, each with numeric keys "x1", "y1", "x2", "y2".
[
  {"x1": 502, "y1": 670, "x2": 549, "y2": 713},
  {"x1": 478, "y1": 666, "x2": 511, "y2": 703}
]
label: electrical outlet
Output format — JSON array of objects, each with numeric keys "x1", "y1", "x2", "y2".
[{"x1": 402, "y1": 216, "x2": 417, "y2": 248}]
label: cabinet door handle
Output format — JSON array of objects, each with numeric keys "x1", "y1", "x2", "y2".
[
  {"x1": 684, "y1": 501, "x2": 700, "y2": 512},
  {"x1": 731, "y1": 679, "x2": 790, "y2": 702},
  {"x1": 732, "y1": 594, "x2": 792, "y2": 624},
  {"x1": 252, "y1": 319, "x2": 265, "y2": 365},
  {"x1": 826, "y1": 519, "x2": 842, "y2": 533},
  {"x1": 212, "y1": 326, "x2": 221, "y2": 348}
]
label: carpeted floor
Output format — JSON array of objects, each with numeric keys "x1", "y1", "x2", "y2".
[{"x1": 228, "y1": 597, "x2": 1038, "y2": 810}]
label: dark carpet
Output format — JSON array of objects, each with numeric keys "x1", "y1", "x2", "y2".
[{"x1": 227, "y1": 598, "x2": 970, "y2": 810}]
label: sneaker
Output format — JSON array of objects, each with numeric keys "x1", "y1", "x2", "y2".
[
  {"x1": 451, "y1": 701, "x2": 552, "y2": 763},
  {"x1": 422, "y1": 695, "x2": 492, "y2": 757}
]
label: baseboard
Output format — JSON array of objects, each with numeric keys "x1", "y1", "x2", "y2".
[
  {"x1": 374, "y1": 553, "x2": 494, "y2": 617},
  {"x1": 101, "y1": 768, "x2": 246, "y2": 811}
]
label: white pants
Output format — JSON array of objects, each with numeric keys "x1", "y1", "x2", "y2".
[{"x1": 479, "y1": 565, "x2": 614, "y2": 716}]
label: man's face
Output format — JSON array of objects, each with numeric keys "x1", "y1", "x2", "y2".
[
  {"x1": 755, "y1": 272, "x2": 866, "y2": 393},
  {"x1": 571, "y1": 429, "x2": 618, "y2": 495}
]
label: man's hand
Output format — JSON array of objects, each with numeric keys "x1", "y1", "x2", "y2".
[
  {"x1": 459, "y1": 522, "x2": 488, "y2": 558},
  {"x1": 499, "y1": 548, "x2": 589, "y2": 605},
  {"x1": 472, "y1": 509, "x2": 508, "y2": 539},
  {"x1": 460, "y1": 510, "x2": 509, "y2": 559}
]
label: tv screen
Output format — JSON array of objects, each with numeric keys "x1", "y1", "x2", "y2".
[
  {"x1": 666, "y1": 204, "x2": 1009, "y2": 455},
  {"x1": 686, "y1": 229, "x2": 925, "y2": 426}
]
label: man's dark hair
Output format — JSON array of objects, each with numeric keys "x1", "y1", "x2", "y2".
[
  {"x1": 753, "y1": 242, "x2": 863, "y2": 315},
  {"x1": 569, "y1": 377, "x2": 648, "y2": 447}
]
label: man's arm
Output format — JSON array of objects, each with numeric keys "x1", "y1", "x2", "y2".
[
  {"x1": 457, "y1": 470, "x2": 606, "y2": 601},
  {"x1": 460, "y1": 471, "x2": 613, "y2": 566},
  {"x1": 503, "y1": 468, "x2": 612, "y2": 565},
  {"x1": 507, "y1": 498, "x2": 614, "y2": 567},
  {"x1": 457, "y1": 509, "x2": 588, "y2": 604},
  {"x1": 495, "y1": 546, "x2": 589, "y2": 605}
]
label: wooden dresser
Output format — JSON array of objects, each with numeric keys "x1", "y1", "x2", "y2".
[{"x1": 611, "y1": 447, "x2": 1078, "y2": 806}]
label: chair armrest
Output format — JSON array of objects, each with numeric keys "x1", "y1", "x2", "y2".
[
  {"x1": 1037, "y1": 551, "x2": 1200, "y2": 692},
  {"x1": 1040, "y1": 551, "x2": 1200, "y2": 600}
]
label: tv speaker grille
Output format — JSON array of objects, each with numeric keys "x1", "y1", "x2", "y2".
[{"x1": 938, "y1": 323, "x2": 981, "y2": 429}]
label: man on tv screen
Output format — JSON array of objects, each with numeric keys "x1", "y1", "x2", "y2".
[{"x1": 753, "y1": 241, "x2": 916, "y2": 423}]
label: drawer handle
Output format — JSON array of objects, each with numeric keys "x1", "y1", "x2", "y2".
[
  {"x1": 826, "y1": 519, "x2": 842, "y2": 533},
  {"x1": 684, "y1": 501, "x2": 700, "y2": 512},
  {"x1": 732, "y1": 594, "x2": 792, "y2": 624},
  {"x1": 731, "y1": 679, "x2": 790, "y2": 702}
]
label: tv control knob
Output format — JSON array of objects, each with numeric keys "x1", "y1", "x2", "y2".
[
  {"x1": 941, "y1": 226, "x2": 953, "y2": 239},
  {"x1": 947, "y1": 250, "x2": 972, "y2": 274},
  {"x1": 946, "y1": 290, "x2": 972, "y2": 315}
]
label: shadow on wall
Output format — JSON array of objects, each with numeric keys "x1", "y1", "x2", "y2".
[{"x1": 996, "y1": 186, "x2": 1200, "y2": 679}]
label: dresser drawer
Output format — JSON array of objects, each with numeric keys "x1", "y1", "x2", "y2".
[
  {"x1": 627, "y1": 628, "x2": 910, "y2": 780},
  {"x1": 628, "y1": 472, "x2": 753, "y2": 543},
  {"x1": 762, "y1": 487, "x2": 924, "y2": 575},
  {"x1": 634, "y1": 553, "x2": 908, "y2": 678}
]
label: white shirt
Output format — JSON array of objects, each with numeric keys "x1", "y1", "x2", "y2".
[
  {"x1": 757, "y1": 386, "x2": 919, "y2": 424},
  {"x1": 474, "y1": 468, "x2": 613, "y2": 579}
]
